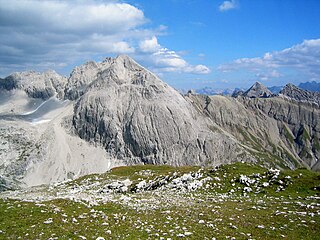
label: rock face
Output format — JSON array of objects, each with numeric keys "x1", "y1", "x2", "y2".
[
  {"x1": 72, "y1": 55, "x2": 245, "y2": 166},
  {"x1": 280, "y1": 83, "x2": 320, "y2": 106},
  {"x1": 189, "y1": 93, "x2": 320, "y2": 170},
  {"x1": 0, "y1": 70, "x2": 67, "y2": 100},
  {"x1": 64, "y1": 61, "x2": 101, "y2": 100},
  {"x1": 227, "y1": 82, "x2": 320, "y2": 170},
  {"x1": 242, "y1": 82, "x2": 273, "y2": 98}
]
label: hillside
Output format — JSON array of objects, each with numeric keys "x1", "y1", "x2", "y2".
[{"x1": 0, "y1": 162, "x2": 319, "y2": 239}]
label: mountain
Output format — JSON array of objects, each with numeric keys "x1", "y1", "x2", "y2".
[
  {"x1": 242, "y1": 82, "x2": 273, "y2": 98},
  {"x1": 280, "y1": 83, "x2": 320, "y2": 105},
  {"x1": 299, "y1": 81, "x2": 320, "y2": 92},
  {"x1": 232, "y1": 82, "x2": 273, "y2": 98},
  {"x1": 72, "y1": 55, "x2": 243, "y2": 166},
  {"x1": 195, "y1": 87, "x2": 235, "y2": 96},
  {"x1": 0, "y1": 55, "x2": 319, "y2": 192},
  {"x1": 0, "y1": 56, "x2": 246, "y2": 191},
  {"x1": 189, "y1": 91, "x2": 320, "y2": 171},
  {"x1": 0, "y1": 70, "x2": 67, "y2": 100}
]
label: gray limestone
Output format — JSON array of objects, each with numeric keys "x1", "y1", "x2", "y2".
[
  {"x1": 280, "y1": 83, "x2": 320, "y2": 106},
  {"x1": 0, "y1": 70, "x2": 67, "y2": 100},
  {"x1": 72, "y1": 55, "x2": 245, "y2": 166}
]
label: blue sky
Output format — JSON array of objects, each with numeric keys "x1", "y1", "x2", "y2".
[{"x1": 1, "y1": 0, "x2": 320, "y2": 90}]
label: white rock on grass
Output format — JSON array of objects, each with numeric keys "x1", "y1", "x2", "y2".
[
  {"x1": 137, "y1": 180, "x2": 147, "y2": 190},
  {"x1": 239, "y1": 175, "x2": 255, "y2": 186},
  {"x1": 43, "y1": 218, "x2": 53, "y2": 224}
]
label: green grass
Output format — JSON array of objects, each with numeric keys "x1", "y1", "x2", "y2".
[
  {"x1": 283, "y1": 126, "x2": 295, "y2": 144},
  {"x1": 312, "y1": 134, "x2": 320, "y2": 151},
  {"x1": 0, "y1": 162, "x2": 319, "y2": 239}
]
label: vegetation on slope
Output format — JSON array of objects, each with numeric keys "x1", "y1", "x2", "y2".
[{"x1": 0, "y1": 162, "x2": 319, "y2": 239}]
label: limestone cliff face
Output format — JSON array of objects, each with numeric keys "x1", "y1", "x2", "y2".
[
  {"x1": 64, "y1": 61, "x2": 104, "y2": 100},
  {"x1": 0, "y1": 70, "x2": 67, "y2": 100},
  {"x1": 240, "y1": 96, "x2": 320, "y2": 169},
  {"x1": 72, "y1": 55, "x2": 245, "y2": 166}
]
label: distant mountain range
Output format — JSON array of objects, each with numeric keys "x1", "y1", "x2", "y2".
[
  {"x1": 298, "y1": 81, "x2": 320, "y2": 92},
  {"x1": 195, "y1": 81, "x2": 320, "y2": 96}
]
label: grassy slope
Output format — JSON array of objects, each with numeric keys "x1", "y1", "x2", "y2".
[{"x1": 0, "y1": 163, "x2": 319, "y2": 240}]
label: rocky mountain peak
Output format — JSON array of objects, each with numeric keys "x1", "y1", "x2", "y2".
[
  {"x1": 0, "y1": 70, "x2": 67, "y2": 99},
  {"x1": 280, "y1": 83, "x2": 320, "y2": 106},
  {"x1": 64, "y1": 55, "x2": 148, "y2": 100},
  {"x1": 72, "y1": 55, "x2": 242, "y2": 166},
  {"x1": 242, "y1": 81, "x2": 272, "y2": 98}
]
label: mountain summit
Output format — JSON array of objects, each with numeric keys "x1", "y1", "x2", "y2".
[
  {"x1": 72, "y1": 55, "x2": 242, "y2": 166},
  {"x1": 242, "y1": 82, "x2": 273, "y2": 98}
]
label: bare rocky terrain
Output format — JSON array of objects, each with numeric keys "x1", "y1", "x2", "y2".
[{"x1": 0, "y1": 55, "x2": 319, "y2": 192}]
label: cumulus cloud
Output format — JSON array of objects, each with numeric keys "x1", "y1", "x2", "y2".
[
  {"x1": 218, "y1": 39, "x2": 320, "y2": 80},
  {"x1": 0, "y1": 0, "x2": 209, "y2": 77},
  {"x1": 0, "y1": 1, "x2": 145, "y2": 33},
  {"x1": 219, "y1": 0, "x2": 238, "y2": 12},
  {"x1": 0, "y1": 0, "x2": 145, "y2": 74},
  {"x1": 139, "y1": 37, "x2": 211, "y2": 74},
  {"x1": 139, "y1": 36, "x2": 161, "y2": 53}
]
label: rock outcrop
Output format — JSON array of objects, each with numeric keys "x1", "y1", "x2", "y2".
[{"x1": 0, "y1": 70, "x2": 67, "y2": 100}]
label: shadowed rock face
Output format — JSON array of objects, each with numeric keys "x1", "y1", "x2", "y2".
[
  {"x1": 0, "y1": 70, "x2": 67, "y2": 100},
  {"x1": 72, "y1": 55, "x2": 246, "y2": 166}
]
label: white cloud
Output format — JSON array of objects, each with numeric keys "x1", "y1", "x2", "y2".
[
  {"x1": 218, "y1": 39, "x2": 320, "y2": 80},
  {"x1": 256, "y1": 70, "x2": 282, "y2": 81},
  {"x1": 219, "y1": 0, "x2": 238, "y2": 12},
  {"x1": 0, "y1": 0, "x2": 146, "y2": 74},
  {"x1": 139, "y1": 36, "x2": 161, "y2": 53},
  {"x1": 187, "y1": 65, "x2": 211, "y2": 74},
  {"x1": 0, "y1": 0, "x2": 145, "y2": 33},
  {"x1": 0, "y1": 0, "x2": 210, "y2": 77},
  {"x1": 139, "y1": 37, "x2": 210, "y2": 74}
]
